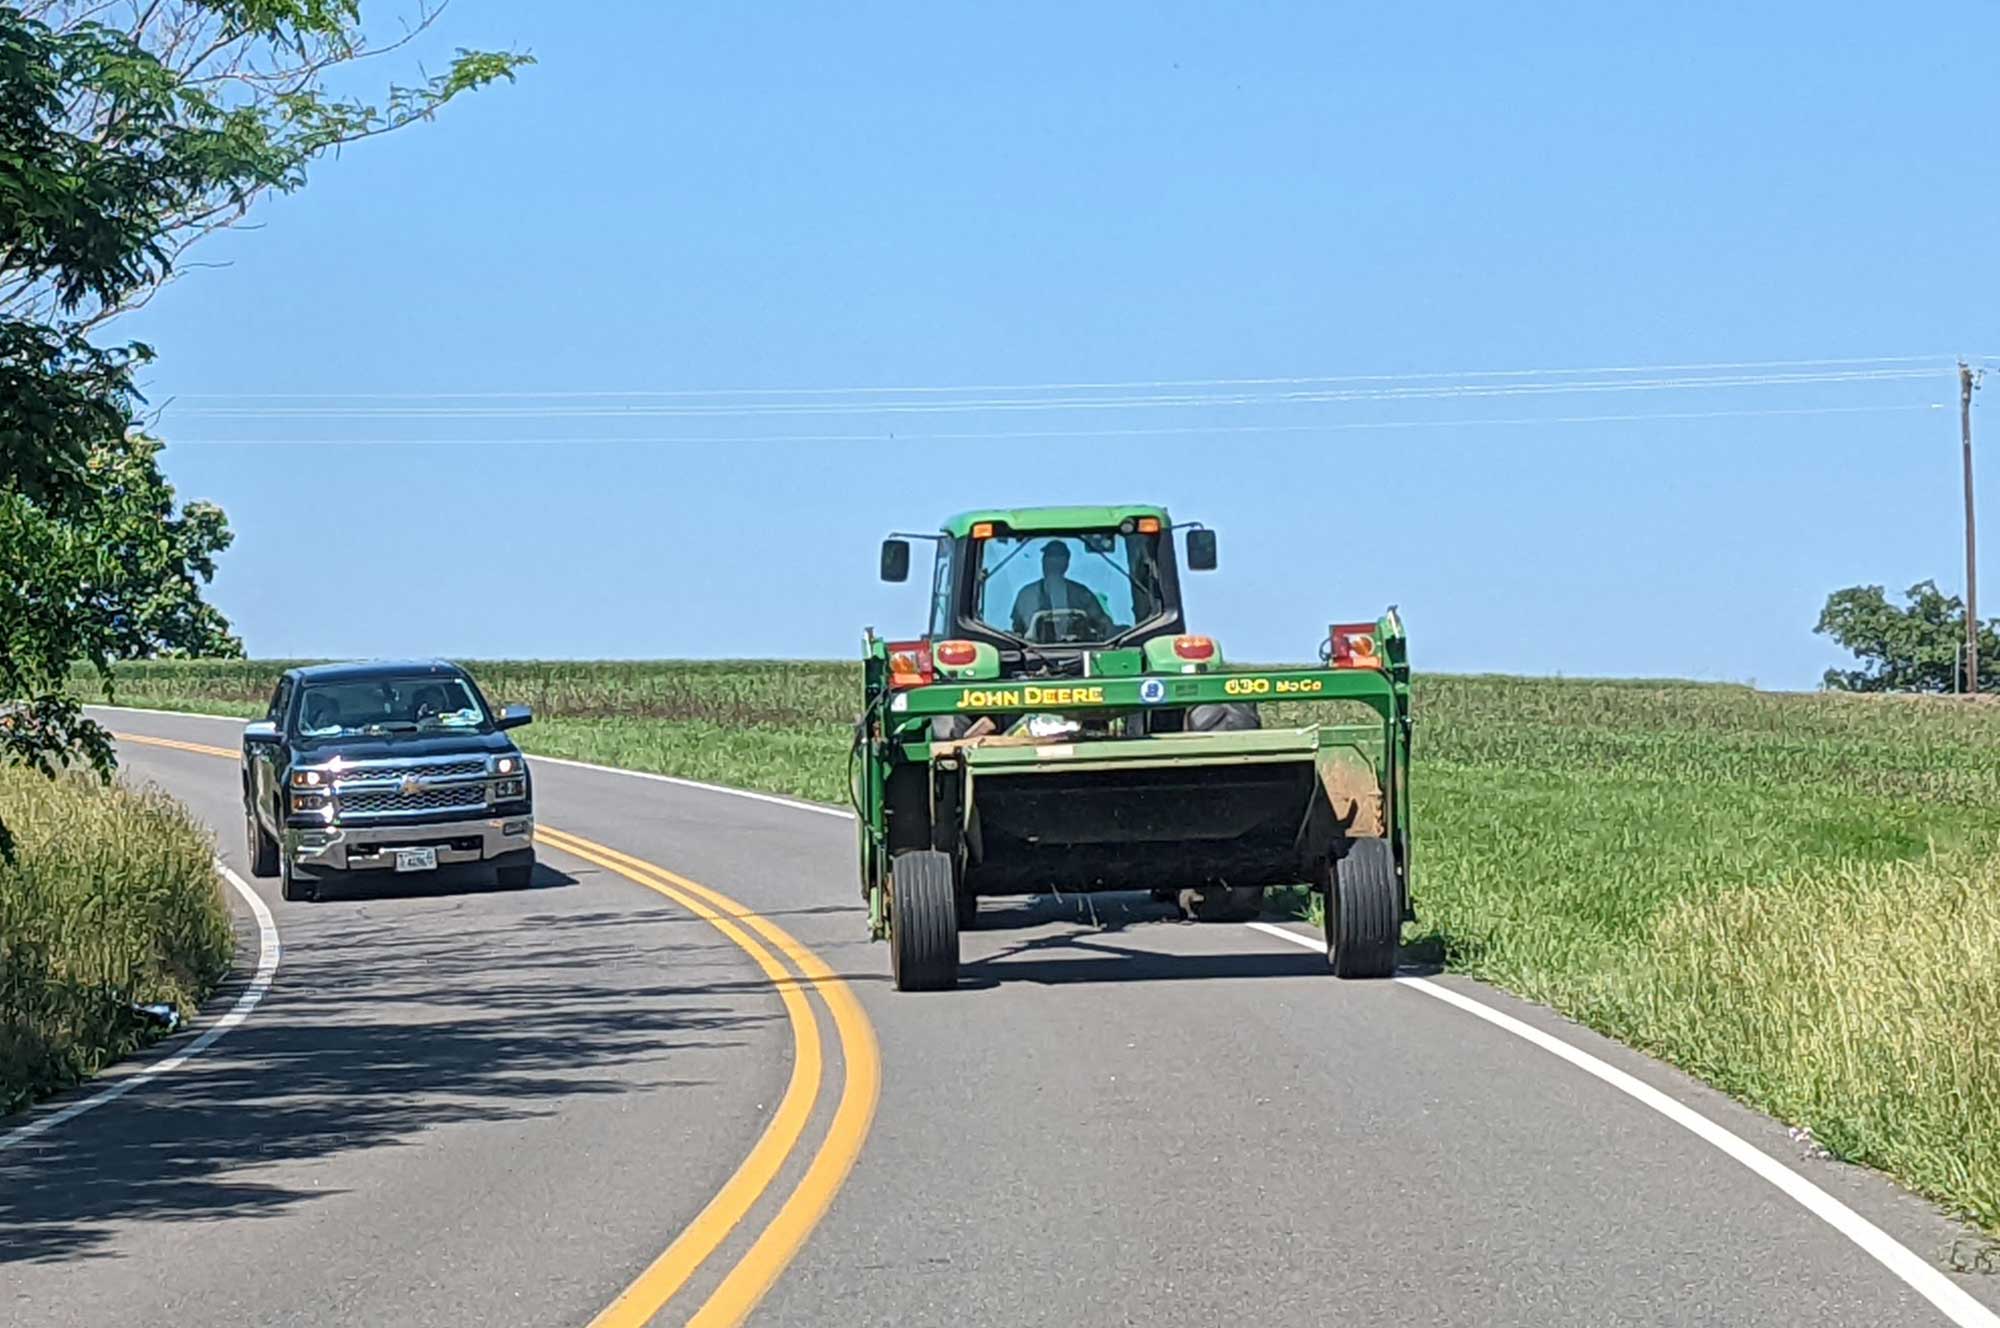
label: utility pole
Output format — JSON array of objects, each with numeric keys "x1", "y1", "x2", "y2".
[{"x1": 1964, "y1": 360, "x2": 1980, "y2": 695}]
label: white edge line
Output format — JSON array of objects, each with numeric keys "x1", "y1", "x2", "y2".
[
  {"x1": 1243, "y1": 919, "x2": 1999, "y2": 1328},
  {"x1": 86, "y1": 705, "x2": 2000, "y2": 1326},
  {"x1": 0, "y1": 859, "x2": 281, "y2": 1153},
  {"x1": 84, "y1": 704, "x2": 857, "y2": 821},
  {"x1": 526, "y1": 753, "x2": 853, "y2": 819}
]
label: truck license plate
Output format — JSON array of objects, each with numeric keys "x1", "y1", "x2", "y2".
[{"x1": 394, "y1": 847, "x2": 437, "y2": 873}]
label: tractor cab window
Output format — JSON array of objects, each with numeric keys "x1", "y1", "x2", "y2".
[
  {"x1": 928, "y1": 539, "x2": 955, "y2": 639},
  {"x1": 970, "y1": 529, "x2": 1166, "y2": 645}
]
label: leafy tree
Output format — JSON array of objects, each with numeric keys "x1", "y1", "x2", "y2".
[
  {"x1": 1, "y1": 2, "x2": 528, "y2": 840},
  {"x1": 1816, "y1": 581, "x2": 1999, "y2": 693}
]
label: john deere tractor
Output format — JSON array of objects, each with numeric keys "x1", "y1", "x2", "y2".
[{"x1": 856, "y1": 505, "x2": 1412, "y2": 991}]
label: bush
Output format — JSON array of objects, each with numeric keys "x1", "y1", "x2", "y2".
[{"x1": 0, "y1": 765, "x2": 233, "y2": 1114}]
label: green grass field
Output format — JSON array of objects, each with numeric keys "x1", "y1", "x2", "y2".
[
  {"x1": 1, "y1": 765, "x2": 235, "y2": 1114},
  {"x1": 81, "y1": 658, "x2": 2000, "y2": 1232}
]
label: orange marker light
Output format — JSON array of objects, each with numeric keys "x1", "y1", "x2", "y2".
[
  {"x1": 971, "y1": 522, "x2": 995, "y2": 539},
  {"x1": 1136, "y1": 517, "x2": 1161, "y2": 534}
]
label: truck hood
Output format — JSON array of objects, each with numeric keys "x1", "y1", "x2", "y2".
[{"x1": 293, "y1": 730, "x2": 518, "y2": 763}]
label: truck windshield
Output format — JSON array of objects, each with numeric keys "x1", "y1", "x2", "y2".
[
  {"x1": 971, "y1": 529, "x2": 1166, "y2": 645},
  {"x1": 294, "y1": 677, "x2": 490, "y2": 740}
]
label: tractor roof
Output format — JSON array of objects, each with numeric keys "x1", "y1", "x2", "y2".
[{"x1": 940, "y1": 504, "x2": 1170, "y2": 538}]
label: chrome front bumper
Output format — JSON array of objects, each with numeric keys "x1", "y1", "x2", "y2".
[{"x1": 284, "y1": 815, "x2": 534, "y2": 873}]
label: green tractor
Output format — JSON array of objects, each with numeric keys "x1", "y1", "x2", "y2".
[{"x1": 855, "y1": 504, "x2": 1412, "y2": 991}]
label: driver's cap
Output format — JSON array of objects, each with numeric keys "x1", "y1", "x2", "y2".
[{"x1": 1041, "y1": 540, "x2": 1069, "y2": 558}]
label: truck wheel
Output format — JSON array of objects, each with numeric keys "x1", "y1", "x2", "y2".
[
  {"x1": 280, "y1": 858, "x2": 318, "y2": 903},
  {"x1": 246, "y1": 808, "x2": 279, "y2": 879},
  {"x1": 1326, "y1": 838, "x2": 1397, "y2": 978},
  {"x1": 1186, "y1": 702, "x2": 1260, "y2": 731},
  {"x1": 891, "y1": 849, "x2": 959, "y2": 991},
  {"x1": 496, "y1": 856, "x2": 536, "y2": 889},
  {"x1": 1176, "y1": 884, "x2": 1265, "y2": 921}
]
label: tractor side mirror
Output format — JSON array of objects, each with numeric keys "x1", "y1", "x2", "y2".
[
  {"x1": 1185, "y1": 528, "x2": 1217, "y2": 571},
  {"x1": 880, "y1": 538, "x2": 911, "y2": 582}
]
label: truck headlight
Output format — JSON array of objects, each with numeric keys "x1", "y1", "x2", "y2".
[
  {"x1": 492, "y1": 777, "x2": 526, "y2": 800},
  {"x1": 290, "y1": 769, "x2": 324, "y2": 788},
  {"x1": 492, "y1": 755, "x2": 520, "y2": 775},
  {"x1": 291, "y1": 791, "x2": 328, "y2": 813}
]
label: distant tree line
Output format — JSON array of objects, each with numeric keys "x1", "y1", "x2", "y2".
[{"x1": 1817, "y1": 581, "x2": 1997, "y2": 693}]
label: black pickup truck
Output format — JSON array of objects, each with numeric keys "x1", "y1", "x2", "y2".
[{"x1": 241, "y1": 659, "x2": 536, "y2": 901}]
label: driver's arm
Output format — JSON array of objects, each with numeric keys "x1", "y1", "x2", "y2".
[
  {"x1": 1009, "y1": 584, "x2": 1033, "y2": 634},
  {"x1": 1082, "y1": 583, "x2": 1113, "y2": 633}
]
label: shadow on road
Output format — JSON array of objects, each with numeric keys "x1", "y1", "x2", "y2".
[
  {"x1": 0, "y1": 882, "x2": 779, "y2": 1266},
  {"x1": 962, "y1": 928, "x2": 1329, "y2": 987}
]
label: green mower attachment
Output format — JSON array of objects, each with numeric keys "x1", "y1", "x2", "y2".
[{"x1": 854, "y1": 505, "x2": 1413, "y2": 991}]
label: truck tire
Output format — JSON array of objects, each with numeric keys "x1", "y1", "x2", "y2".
[
  {"x1": 280, "y1": 857, "x2": 318, "y2": 903},
  {"x1": 496, "y1": 855, "x2": 536, "y2": 889},
  {"x1": 1326, "y1": 838, "x2": 1398, "y2": 978},
  {"x1": 246, "y1": 807, "x2": 279, "y2": 879},
  {"x1": 1186, "y1": 701, "x2": 1260, "y2": 731},
  {"x1": 891, "y1": 849, "x2": 959, "y2": 991}
]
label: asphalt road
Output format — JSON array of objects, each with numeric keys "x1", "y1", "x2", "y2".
[{"x1": 4, "y1": 707, "x2": 1996, "y2": 1327}]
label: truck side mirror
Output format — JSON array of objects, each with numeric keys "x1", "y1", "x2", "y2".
[
  {"x1": 880, "y1": 538, "x2": 911, "y2": 582},
  {"x1": 1186, "y1": 528, "x2": 1217, "y2": 571},
  {"x1": 243, "y1": 720, "x2": 280, "y2": 745},
  {"x1": 496, "y1": 704, "x2": 533, "y2": 730}
]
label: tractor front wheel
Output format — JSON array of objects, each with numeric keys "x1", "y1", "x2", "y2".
[
  {"x1": 891, "y1": 849, "x2": 960, "y2": 991},
  {"x1": 1326, "y1": 838, "x2": 1398, "y2": 978}
]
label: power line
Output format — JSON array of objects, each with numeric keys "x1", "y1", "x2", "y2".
[
  {"x1": 163, "y1": 401, "x2": 1946, "y2": 446},
  {"x1": 157, "y1": 367, "x2": 1950, "y2": 422},
  {"x1": 154, "y1": 352, "x2": 1959, "y2": 402}
]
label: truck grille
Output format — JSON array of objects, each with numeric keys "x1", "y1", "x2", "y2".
[
  {"x1": 340, "y1": 785, "x2": 487, "y2": 815},
  {"x1": 331, "y1": 759, "x2": 486, "y2": 784}
]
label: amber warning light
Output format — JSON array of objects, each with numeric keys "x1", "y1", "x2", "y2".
[
  {"x1": 1328, "y1": 624, "x2": 1382, "y2": 670},
  {"x1": 887, "y1": 641, "x2": 933, "y2": 688},
  {"x1": 935, "y1": 640, "x2": 979, "y2": 668}
]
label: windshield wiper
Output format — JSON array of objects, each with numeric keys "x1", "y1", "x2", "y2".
[{"x1": 987, "y1": 627, "x2": 1065, "y2": 674}]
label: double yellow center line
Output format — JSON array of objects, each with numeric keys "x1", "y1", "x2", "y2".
[
  {"x1": 540, "y1": 827, "x2": 880, "y2": 1327},
  {"x1": 112, "y1": 730, "x2": 879, "y2": 1327}
]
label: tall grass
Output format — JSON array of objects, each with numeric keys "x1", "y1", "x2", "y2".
[
  {"x1": 1582, "y1": 854, "x2": 2000, "y2": 1230},
  {"x1": 0, "y1": 766, "x2": 234, "y2": 1114},
  {"x1": 80, "y1": 658, "x2": 2000, "y2": 1228}
]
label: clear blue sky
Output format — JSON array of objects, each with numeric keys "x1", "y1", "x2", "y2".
[{"x1": 126, "y1": 2, "x2": 1996, "y2": 686}]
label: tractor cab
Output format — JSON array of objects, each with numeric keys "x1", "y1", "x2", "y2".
[{"x1": 879, "y1": 505, "x2": 1217, "y2": 680}]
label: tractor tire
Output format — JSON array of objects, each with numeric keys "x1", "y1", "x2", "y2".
[
  {"x1": 280, "y1": 857, "x2": 318, "y2": 904},
  {"x1": 891, "y1": 849, "x2": 959, "y2": 991},
  {"x1": 1186, "y1": 701, "x2": 1261, "y2": 732},
  {"x1": 956, "y1": 883, "x2": 979, "y2": 931},
  {"x1": 1326, "y1": 837, "x2": 1398, "y2": 978},
  {"x1": 1176, "y1": 884, "x2": 1265, "y2": 922},
  {"x1": 246, "y1": 807, "x2": 279, "y2": 879}
]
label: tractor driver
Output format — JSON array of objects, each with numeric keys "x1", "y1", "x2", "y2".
[{"x1": 1009, "y1": 540, "x2": 1113, "y2": 642}]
